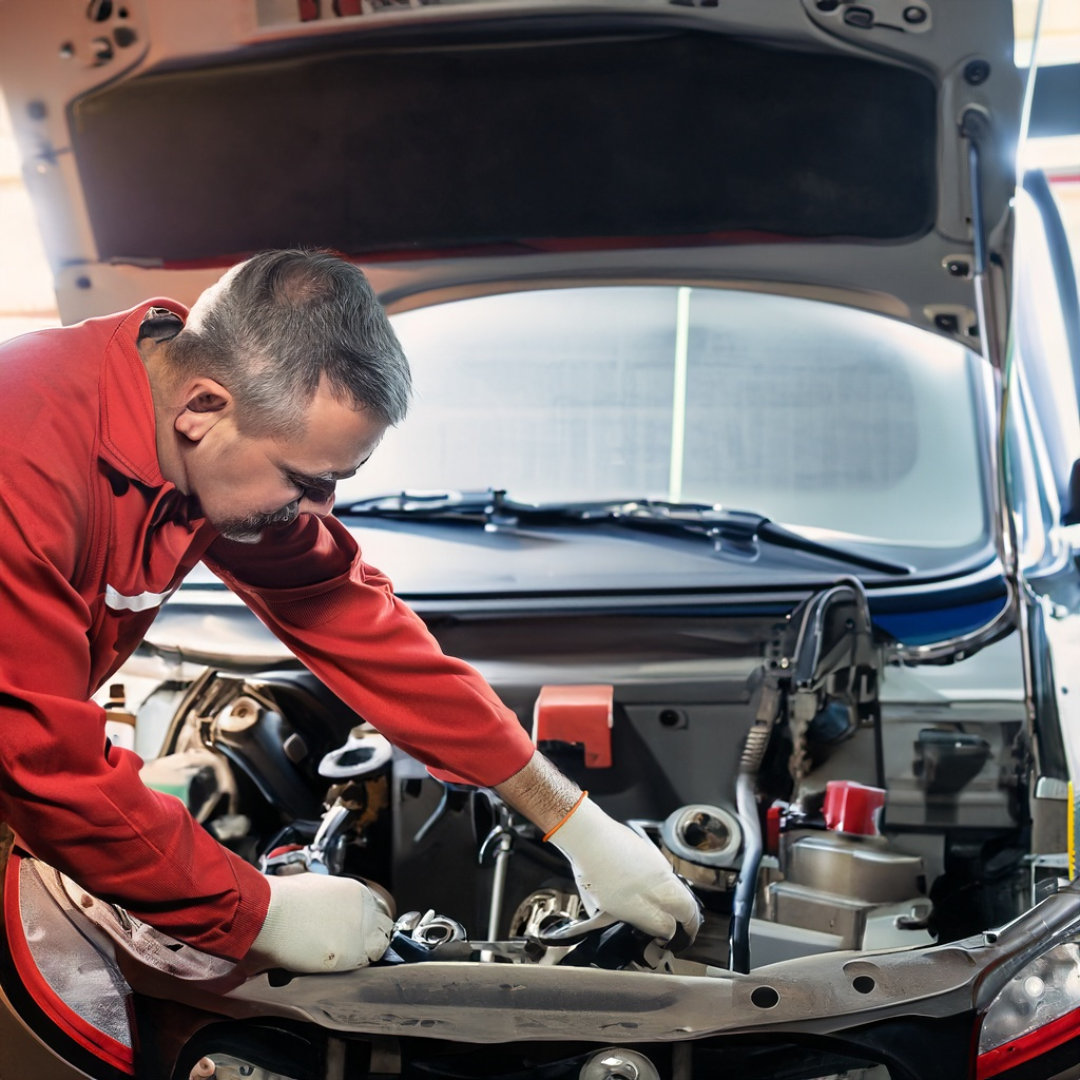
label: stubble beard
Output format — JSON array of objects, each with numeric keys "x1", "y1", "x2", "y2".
[{"x1": 211, "y1": 501, "x2": 301, "y2": 544}]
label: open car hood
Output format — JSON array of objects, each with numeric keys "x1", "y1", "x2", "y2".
[{"x1": 0, "y1": 0, "x2": 1022, "y2": 348}]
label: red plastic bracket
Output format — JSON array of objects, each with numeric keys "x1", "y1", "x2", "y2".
[{"x1": 532, "y1": 684, "x2": 614, "y2": 769}]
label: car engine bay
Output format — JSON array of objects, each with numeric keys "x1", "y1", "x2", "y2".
[{"x1": 133, "y1": 579, "x2": 1031, "y2": 981}]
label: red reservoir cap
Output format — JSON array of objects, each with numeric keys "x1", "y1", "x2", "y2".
[{"x1": 823, "y1": 780, "x2": 886, "y2": 836}]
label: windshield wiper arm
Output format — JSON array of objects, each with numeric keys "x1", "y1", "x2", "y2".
[
  {"x1": 338, "y1": 491, "x2": 912, "y2": 576},
  {"x1": 750, "y1": 518, "x2": 911, "y2": 576}
]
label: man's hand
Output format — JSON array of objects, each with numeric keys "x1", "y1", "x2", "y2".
[
  {"x1": 494, "y1": 753, "x2": 701, "y2": 946},
  {"x1": 547, "y1": 795, "x2": 702, "y2": 944},
  {"x1": 245, "y1": 873, "x2": 393, "y2": 973}
]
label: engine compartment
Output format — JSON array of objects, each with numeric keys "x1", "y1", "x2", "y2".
[{"x1": 136, "y1": 580, "x2": 1032, "y2": 977}]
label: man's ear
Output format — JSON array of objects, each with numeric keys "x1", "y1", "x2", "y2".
[{"x1": 173, "y1": 378, "x2": 234, "y2": 444}]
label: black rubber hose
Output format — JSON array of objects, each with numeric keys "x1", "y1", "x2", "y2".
[
  {"x1": 728, "y1": 772, "x2": 762, "y2": 974},
  {"x1": 728, "y1": 704, "x2": 771, "y2": 976}
]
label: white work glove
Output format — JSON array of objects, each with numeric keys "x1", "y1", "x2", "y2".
[
  {"x1": 245, "y1": 873, "x2": 393, "y2": 974},
  {"x1": 547, "y1": 795, "x2": 702, "y2": 945}
]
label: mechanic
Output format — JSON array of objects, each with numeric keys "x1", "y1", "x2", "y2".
[{"x1": 0, "y1": 249, "x2": 700, "y2": 975}]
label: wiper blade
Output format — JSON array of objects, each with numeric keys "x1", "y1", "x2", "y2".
[
  {"x1": 338, "y1": 491, "x2": 912, "y2": 576},
  {"x1": 340, "y1": 491, "x2": 730, "y2": 529}
]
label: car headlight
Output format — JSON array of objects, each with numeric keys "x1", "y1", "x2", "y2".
[{"x1": 977, "y1": 940, "x2": 1080, "y2": 1079}]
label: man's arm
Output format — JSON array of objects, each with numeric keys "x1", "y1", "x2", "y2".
[
  {"x1": 0, "y1": 498, "x2": 271, "y2": 961},
  {"x1": 492, "y1": 748, "x2": 582, "y2": 831},
  {"x1": 205, "y1": 515, "x2": 537, "y2": 788},
  {"x1": 0, "y1": 494, "x2": 388, "y2": 974}
]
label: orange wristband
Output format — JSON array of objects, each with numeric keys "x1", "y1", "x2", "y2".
[{"x1": 543, "y1": 791, "x2": 589, "y2": 842}]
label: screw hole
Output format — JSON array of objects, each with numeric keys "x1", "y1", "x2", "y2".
[
  {"x1": 751, "y1": 986, "x2": 780, "y2": 1009},
  {"x1": 843, "y1": 6, "x2": 875, "y2": 28},
  {"x1": 90, "y1": 35, "x2": 114, "y2": 64},
  {"x1": 853, "y1": 975, "x2": 875, "y2": 994},
  {"x1": 659, "y1": 709, "x2": 682, "y2": 728}
]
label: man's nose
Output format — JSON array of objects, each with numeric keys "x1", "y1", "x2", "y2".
[{"x1": 299, "y1": 490, "x2": 335, "y2": 516}]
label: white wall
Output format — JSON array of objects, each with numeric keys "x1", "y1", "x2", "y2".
[{"x1": 0, "y1": 93, "x2": 59, "y2": 345}]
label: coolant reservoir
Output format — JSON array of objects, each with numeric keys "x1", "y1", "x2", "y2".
[
  {"x1": 761, "y1": 780, "x2": 933, "y2": 954},
  {"x1": 785, "y1": 834, "x2": 925, "y2": 905},
  {"x1": 764, "y1": 830, "x2": 933, "y2": 952}
]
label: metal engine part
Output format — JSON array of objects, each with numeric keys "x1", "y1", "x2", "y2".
[
  {"x1": 660, "y1": 804, "x2": 742, "y2": 891},
  {"x1": 509, "y1": 888, "x2": 585, "y2": 941},
  {"x1": 580, "y1": 1047, "x2": 661, "y2": 1080},
  {"x1": 763, "y1": 831, "x2": 933, "y2": 951},
  {"x1": 396, "y1": 909, "x2": 468, "y2": 947},
  {"x1": 318, "y1": 726, "x2": 394, "y2": 780},
  {"x1": 214, "y1": 695, "x2": 263, "y2": 734}
]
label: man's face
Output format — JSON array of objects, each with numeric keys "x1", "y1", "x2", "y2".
[{"x1": 184, "y1": 384, "x2": 386, "y2": 544}]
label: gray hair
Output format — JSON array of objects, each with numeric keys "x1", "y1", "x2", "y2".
[{"x1": 166, "y1": 250, "x2": 411, "y2": 436}]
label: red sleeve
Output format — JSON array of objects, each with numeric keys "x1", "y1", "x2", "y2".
[
  {"x1": 205, "y1": 515, "x2": 536, "y2": 787},
  {"x1": 0, "y1": 484, "x2": 270, "y2": 963}
]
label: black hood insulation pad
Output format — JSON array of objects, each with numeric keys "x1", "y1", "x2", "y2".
[{"x1": 71, "y1": 30, "x2": 937, "y2": 262}]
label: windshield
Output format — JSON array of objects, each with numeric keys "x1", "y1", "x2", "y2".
[{"x1": 341, "y1": 287, "x2": 987, "y2": 550}]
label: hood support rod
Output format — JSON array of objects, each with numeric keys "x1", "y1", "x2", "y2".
[
  {"x1": 893, "y1": 112, "x2": 1020, "y2": 666},
  {"x1": 961, "y1": 107, "x2": 1015, "y2": 585}
]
